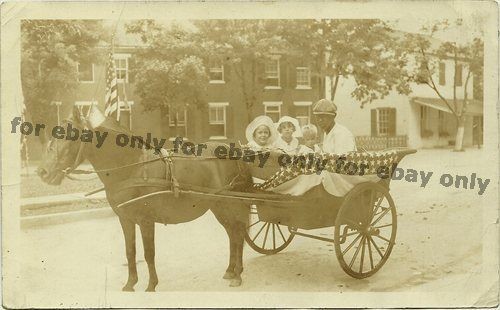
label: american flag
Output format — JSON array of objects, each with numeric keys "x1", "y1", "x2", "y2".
[
  {"x1": 254, "y1": 151, "x2": 401, "y2": 191},
  {"x1": 104, "y1": 52, "x2": 120, "y2": 120}
]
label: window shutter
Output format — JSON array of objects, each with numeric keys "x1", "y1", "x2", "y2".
[
  {"x1": 388, "y1": 108, "x2": 396, "y2": 136},
  {"x1": 371, "y1": 109, "x2": 377, "y2": 136}
]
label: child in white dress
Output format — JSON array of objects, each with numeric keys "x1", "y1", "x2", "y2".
[{"x1": 273, "y1": 116, "x2": 302, "y2": 154}]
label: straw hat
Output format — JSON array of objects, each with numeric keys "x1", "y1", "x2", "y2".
[
  {"x1": 245, "y1": 115, "x2": 279, "y2": 146},
  {"x1": 276, "y1": 116, "x2": 303, "y2": 138}
]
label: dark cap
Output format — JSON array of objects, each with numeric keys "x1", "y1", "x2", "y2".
[{"x1": 312, "y1": 99, "x2": 337, "y2": 115}]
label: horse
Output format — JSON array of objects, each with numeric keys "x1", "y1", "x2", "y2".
[{"x1": 37, "y1": 105, "x2": 252, "y2": 291}]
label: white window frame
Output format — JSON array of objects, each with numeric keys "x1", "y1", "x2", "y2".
[
  {"x1": 168, "y1": 108, "x2": 188, "y2": 139},
  {"x1": 293, "y1": 101, "x2": 312, "y2": 127},
  {"x1": 113, "y1": 53, "x2": 131, "y2": 83},
  {"x1": 296, "y1": 66, "x2": 311, "y2": 89},
  {"x1": 208, "y1": 102, "x2": 229, "y2": 140},
  {"x1": 263, "y1": 101, "x2": 282, "y2": 121},
  {"x1": 209, "y1": 63, "x2": 225, "y2": 84},
  {"x1": 264, "y1": 57, "x2": 281, "y2": 89},
  {"x1": 74, "y1": 101, "x2": 98, "y2": 116},
  {"x1": 77, "y1": 62, "x2": 95, "y2": 83},
  {"x1": 376, "y1": 108, "x2": 390, "y2": 136}
]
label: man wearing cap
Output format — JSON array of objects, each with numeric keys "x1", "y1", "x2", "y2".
[{"x1": 312, "y1": 98, "x2": 356, "y2": 154}]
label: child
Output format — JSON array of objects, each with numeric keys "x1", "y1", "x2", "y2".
[
  {"x1": 273, "y1": 116, "x2": 301, "y2": 154},
  {"x1": 298, "y1": 124, "x2": 321, "y2": 154},
  {"x1": 245, "y1": 115, "x2": 278, "y2": 151},
  {"x1": 244, "y1": 115, "x2": 279, "y2": 185}
]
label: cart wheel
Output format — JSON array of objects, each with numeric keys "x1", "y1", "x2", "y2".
[
  {"x1": 244, "y1": 205, "x2": 295, "y2": 255},
  {"x1": 334, "y1": 182, "x2": 397, "y2": 278}
]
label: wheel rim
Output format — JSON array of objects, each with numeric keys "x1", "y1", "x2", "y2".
[
  {"x1": 334, "y1": 183, "x2": 397, "y2": 278},
  {"x1": 244, "y1": 205, "x2": 295, "y2": 255}
]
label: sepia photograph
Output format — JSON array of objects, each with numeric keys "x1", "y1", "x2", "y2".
[{"x1": 1, "y1": 1, "x2": 498, "y2": 308}]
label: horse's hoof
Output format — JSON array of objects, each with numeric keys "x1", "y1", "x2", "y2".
[
  {"x1": 229, "y1": 278, "x2": 242, "y2": 287},
  {"x1": 223, "y1": 271, "x2": 236, "y2": 279},
  {"x1": 122, "y1": 285, "x2": 134, "y2": 292},
  {"x1": 145, "y1": 287, "x2": 156, "y2": 292}
]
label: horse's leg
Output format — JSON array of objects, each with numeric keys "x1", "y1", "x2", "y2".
[
  {"x1": 223, "y1": 226, "x2": 236, "y2": 280},
  {"x1": 230, "y1": 221, "x2": 246, "y2": 287},
  {"x1": 119, "y1": 217, "x2": 138, "y2": 292},
  {"x1": 139, "y1": 221, "x2": 158, "y2": 292},
  {"x1": 211, "y1": 208, "x2": 237, "y2": 279}
]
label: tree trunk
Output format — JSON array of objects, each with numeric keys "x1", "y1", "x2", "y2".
[{"x1": 454, "y1": 114, "x2": 466, "y2": 152}]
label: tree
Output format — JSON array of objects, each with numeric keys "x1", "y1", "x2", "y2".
[
  {"x1": 403, "y1": 19, "x2": 483, "y2": 151},
  {"x1": 193, "y1": 20, "x2": 287, "y2": 122},
  {"x1": 279, "y1": 19, "x2": 412, "y2": 106},
  {"x1": 21, "y1": 20, "x2": 105, "y2": 142},
  {"x1": 126, "y1": 20, "x2": 209, "y2": 137}
]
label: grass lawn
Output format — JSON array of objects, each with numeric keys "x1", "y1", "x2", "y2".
[{"x1": 21, "y1": 174, "x2": 104, "y2": 198}]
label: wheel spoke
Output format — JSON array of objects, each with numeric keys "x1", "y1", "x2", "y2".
[
  {"x1": 374, "y1": 223, "x2": 392, "y2": 229},
  {"x1": 372, "y1": 196, "x2": 383, "y2": 217},
  {"x1": 367, "y1": 237, "x2": 374, "y2": 269},
  {"x1": 340, "y1": 230, "x2": 359, "y2": 239},
  {"x1": 342, "y1": 233, "x2": 362, "y2": 255},
  {"x1": 252, "y1": 222, "x2": 267, "y2": 242},
  {"x1": 359, "y1": 236, "x2": 366, "y2": 273},
  {"x1": 248, "y1": 220, "x2": 261, "y2": 229},
  {"x1": 366, "y1": 191, "x2": 376, "y2": 223},
  {"x1": 276, "y1": 224, "x2": 287, "y2": 243},
  {"x1": 272, "y1": 224, "x2": 276, "y2": 249},
  {"x1": 349, "y1": 235, "x2": 365, "y2": 269},
  {"x1": 262, "y1": 223, "x2": 271, "y2": 249},
  {"x1": 371, "y1": 206, "x2": 392, "y2": 226},
  {"x1": 373, "y1": 234, "x2": 392, "y2": 244},
  {"x1": 369, "y1": 236, "x2": 384, "y2": 258}
]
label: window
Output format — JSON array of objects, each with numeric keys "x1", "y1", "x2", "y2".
[
  {"x1": 263, "y1": 101, "x2": 282, "y2": 122},
  {"x1": 168, "y1": 109, "x2": 187, "y2": 126},
  {"x1": 167, "y1": 108, "x2": 187, "y2": 140},
  {"x1": 438, "y1": 62, "x2": 446, "y2": 86},
  {"x1": 293, "y1": 101, "x2": 312, "y2": 128},
  {"x1": 438, "y1": 110, "x2": 447, "y2": 134},
  {"x1": 77, "y1": 61, "x2": 94, "y2": 83},
  {"x1": 208, "y1": 102, "x2": 228, "y2": 139},
  {"x1": 264, "y1": 58, "x2": 280, "y2": 88},
  {"x1": 118, "y1": 101, "x2": 133, "y2": 130},
  {"x1": 420, "y1": 106, "x2": 430, "y2": 136},
  {"x1": 455, "y1": 64, "x2": 463, "y2": 86},
  {"x1": 296, "y1": 67, "x2": 311, "y2": 89},
  {"x1": 114, "y1": 54, "x2": 130, "y2": 83},
  {"x1": 371, "y1": 108, "x2": 396, "y2": 137},
  {"x1": 74, "y1": 101, "x2": 97, "y2": 116},
  {"x1": 209, "y1": 61, "x2": 224, "y2": 83},
  {"x1": 377, "y1": 108, "x2": 390, "y2": 136}
]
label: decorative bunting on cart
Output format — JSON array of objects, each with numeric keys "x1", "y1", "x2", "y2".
[{"x1": 254, "y1": 150, "x2": 401, "y2": 191}]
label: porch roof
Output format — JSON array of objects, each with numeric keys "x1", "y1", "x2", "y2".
[{"x1": 411, "y1": 97, "x2": 483, "y2": 116}]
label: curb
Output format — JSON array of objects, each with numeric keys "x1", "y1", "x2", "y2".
[
  {"x1": 21, "y1": 192, "x2": 106, "y2": 208},
  {"x1": 21, "y1": 208, "x2": 115, "y2": 229}
]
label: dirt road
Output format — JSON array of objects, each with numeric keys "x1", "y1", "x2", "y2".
[{"x1": 15, "y1": 149, "x2": 493, "y2": 304}]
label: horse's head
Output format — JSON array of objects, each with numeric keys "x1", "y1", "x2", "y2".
[{"x1": 37, "y1": 105, "x2": 105, "y2": 185}]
